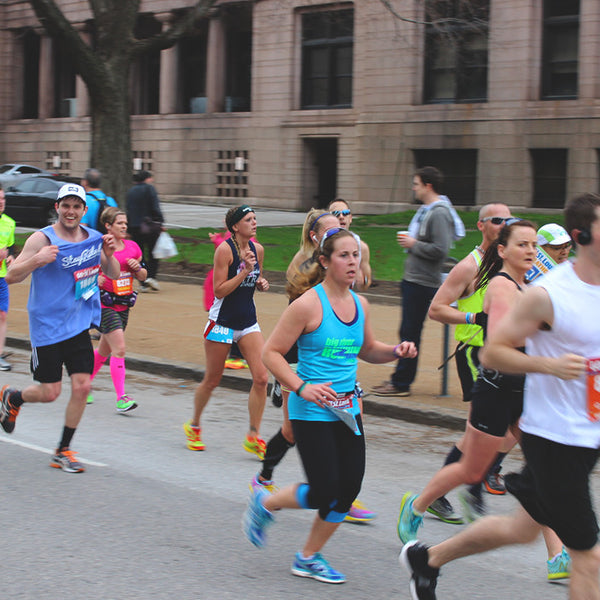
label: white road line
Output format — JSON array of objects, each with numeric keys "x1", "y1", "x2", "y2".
[{"x1": 0, "y1": 436, "x2": 108, "y2": 467}]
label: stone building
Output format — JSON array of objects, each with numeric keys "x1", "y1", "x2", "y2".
[{"x1": 0, "y1": 0, "x2": 598, "y2": 212}]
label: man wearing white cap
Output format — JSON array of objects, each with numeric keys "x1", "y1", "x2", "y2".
[
  {"x1": 0, "y1": 183, "x2": 119, "y2": 472},
  {"x1": 537, "y1": 223, "x2": 572, "y2": 265}
]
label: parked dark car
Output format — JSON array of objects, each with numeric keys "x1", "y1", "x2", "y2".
[
  {"x1": 0, "y1": 163, "x2": 53, "y2": 187},
  {"x1": 4, "y1": 176, "x2": 81, "y2": 227}
]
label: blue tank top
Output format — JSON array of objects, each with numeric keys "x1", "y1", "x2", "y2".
[
  {"x1": 28, "y1": 226, "x2": 104, "y2": 347},
  {"x1": 288, "y1": 284, "x2": 365, "y2": 422},
  {"x1": 209, "y1": 238, "x2": 260, "y2": 330}
]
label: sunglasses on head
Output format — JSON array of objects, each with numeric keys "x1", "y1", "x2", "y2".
[
  {"x1": 480, "y1": 216, "x2": 511, "y2": 225},
  {"x1": 331, "y1": 209, "x2": 351, "y2": 217}
]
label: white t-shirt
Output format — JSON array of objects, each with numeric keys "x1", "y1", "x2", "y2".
[{"x1": 521, "y1": 261, "x2": 600, "y2": 448}]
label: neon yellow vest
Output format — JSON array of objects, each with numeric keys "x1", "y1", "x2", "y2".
[
  {"x1": 0, "y1": 214, "x2": 16, "y2": 278},
  {"x1": 455, "y1": 248, "x2": 485, "y2": 347}
]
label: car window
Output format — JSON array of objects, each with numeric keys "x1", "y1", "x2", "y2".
[
  {"x1": 14, "y1": 179, "x2": 39, "y2": 193},
  {"x1": 20, "y1": 166, "x2": 41, "y2": 174},
  {"x1": 34, "y1": 179, "x2": 59, "y2": 193},
  {"x1": 0, "y1": 165, "x2": 12, "y2": 174}
]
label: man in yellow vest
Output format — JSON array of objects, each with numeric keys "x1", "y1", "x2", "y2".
[
  {"x1": 0, "y1": 184, "x2": 16, "y2": 371},
  {"x1": 426, "y1": 204, "x2": 512, "y2": 523}
]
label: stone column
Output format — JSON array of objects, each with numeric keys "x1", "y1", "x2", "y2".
[
  {"x1": 579, "y1": 0, "x2": 600, "y2": 99},
  {"x1": 75, "y1": 27, "x2": 91, "y2": 117},
  {"x1": 38, "y1": 33, "x2": 54, "y2": 119},
  {"x1": 206, "y1": 15, "x2": 226, "y2": 113},
  {"x1": 157, "y1": 12, "x2": 178, "y2": 114}
]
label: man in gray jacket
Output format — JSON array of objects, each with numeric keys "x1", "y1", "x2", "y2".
[{"x1": 373, "y1": 166, "x2": 454, "y2": 396}]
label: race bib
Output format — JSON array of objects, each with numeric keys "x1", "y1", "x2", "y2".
[
  {"x1": 328, "y1": 391, "x2": 355, "y2": 410},
  {"x1": 586, "y1": 358, "x2": 600, "y2": 422},
  {"x1": 112, "y1": 272, "x2": 134, "y2": 296},
  {"x1": 74, "y1": 265, "x2": 100, "y2": 301}
]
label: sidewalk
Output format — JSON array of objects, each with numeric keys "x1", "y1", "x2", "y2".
[{"x1": 5, "y1": 275, "x2": 468, "y2": 431}]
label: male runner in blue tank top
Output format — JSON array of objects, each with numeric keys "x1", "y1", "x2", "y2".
[{"x1": 0, "y1": 183, "x2": 119, "y2": 473}]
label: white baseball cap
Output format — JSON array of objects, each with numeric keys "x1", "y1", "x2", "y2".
[
  {"x1": 57, "y1": 183, "x2": 86, "y2": 205},
  {"x1": 537, "y1": 223, "x2": 571, "y2": 246}
]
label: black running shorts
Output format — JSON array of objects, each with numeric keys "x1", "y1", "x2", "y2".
[
  {"x1": 505, "y1": 432, "x2": 600, "y2": 551},
  {"x1": 31, "y1": 330, "x2": 94, "y2": 383}
]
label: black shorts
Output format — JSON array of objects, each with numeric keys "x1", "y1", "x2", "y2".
[
  {"x1": 505, "y1": 432, "x2": 600, "y2": 551},
  {"x1": 469, "y1": 370, "x2": 524, "y2": 437},
  {"x1": 455, "y1": 344, "x2": 481, "y2": 402},
  {"x1": 99, "y1": 307, "x2": 130, "y2": 334},
  {"x1": 31, "y1": 330, "x2": 94, "y2": 383}
]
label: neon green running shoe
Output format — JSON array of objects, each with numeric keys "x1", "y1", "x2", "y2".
[
  {"x1": 86, "y1": 394, "x2": 94, "y2": 405},
  {"x1": 183, "y1": 420, "x2": 205, "y2": 451},
  {"x1": 244, "y1": 435, "x2": 266, "y2": 459},
  {"x1": 116, "y1": 394, "x2": 137, "y2": 413}
]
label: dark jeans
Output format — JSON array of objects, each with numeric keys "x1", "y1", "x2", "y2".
[
  {"x1": 129, "y1": 226, "x2": 160, "y2": 280},
  {"x1": 391, "y1": 279, "x2": 437, "y2": 391}
]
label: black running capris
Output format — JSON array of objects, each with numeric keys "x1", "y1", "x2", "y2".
[{"x1": 291, "y1": 417, "x2": 365, "y2": 521}]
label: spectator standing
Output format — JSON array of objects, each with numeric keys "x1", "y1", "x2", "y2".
[
  {"x1": 126, "y1": 170, "x2": 164, "y2": 291},
  {"x1": 81, "y1": 168, "x2": 118, "y2": 232},
  {"x1": 0, "y1": 183, "x2": 119, "y2": 472},
  {"x1": 0, "y1": 183, "x2": 16, "y2": 371},
  {"x1": 372, "y1": 166, "x2": 456, "y2": 397}
]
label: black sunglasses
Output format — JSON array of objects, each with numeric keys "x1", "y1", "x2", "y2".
[
  {"x1": 331, "y1": 209, "x2": 351, "y2": 217},
  {"x1": 480, "y1": 216, "x2": 511, "y2": 225}
]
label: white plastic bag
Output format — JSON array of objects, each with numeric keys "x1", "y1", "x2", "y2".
[{"x1": 152, "y1": 231, "x2": 178, "y2": 259}]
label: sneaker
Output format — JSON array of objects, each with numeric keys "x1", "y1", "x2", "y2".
[
  {"x1": 242, "y1": 487, "x2": 274, "y2": 548},
  {"x1": 183, "y1": 420, "x2": 205, "y2": 451},
  {"x1": 344, "y1": 498, "x2": 376, "y2": 523},
  {"x1": 291, "y1": 552, "x2": 346, "y2": 584},
  {"x1": 0, "y1": 386, "x2": 20, "y2": 434},
  {"x1": 50, "y1": 449, "x2": 85, "y2": 473},
  {"x1": 146, "y1": 277, "x2": 160, "y2": 291},
  {"x1": 86, "y1": 394, "x2": 94, "y2": 405},
  {"x1": 371, "y1": 381, "x2": 411, "y2": 397},
  {"x1": 484, "y1": 470, "x2": 506, "y2": 495},
  {"x1": 225, "y1": 358, "x2": 247, "y2": 369},
  {"x1": 547, "y1": 547, "x2": 571, "y2": 582},
  {"x1": 271, "y1": 379, "x2": 283, "y2": 408},
  {"x1": 427, "y1": 496, "x2": 463, "y2": 524},
  {"x1": 399, "y1": 540, "x2": 439, "y2": 600},
  {"x1": 0, "y1": 356, "x2": 12, "y2": 371},
  {"x1": 116, "y1": 394, "x2": 137, "y2": 413},
  {"x1": 397, "y1": 492, "x2": 424, "y2": 544},
  {"x1": 243, "y1": 435, "x2": 266, "y2": 460},
  {"x1": 458, "y1": 488, "x2": 486, "y2": 523},
  {"x1": 249, "y1": 473, "x2": 278, "y2": 494}
]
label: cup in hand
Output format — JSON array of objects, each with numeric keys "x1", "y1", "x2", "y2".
[{"x1": 397, "y1": 230, "x2": 409, "y2": 243}]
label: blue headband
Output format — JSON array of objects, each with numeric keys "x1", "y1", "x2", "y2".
[
  {"x1": 309, "y1": 212, "x2": 331, "y2": 232},
  {"x1": 319, "y1": 227, "x2": 343, "y2": 249}
]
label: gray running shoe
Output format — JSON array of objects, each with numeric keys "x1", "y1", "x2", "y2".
[
  {"x1": 458, "y1": 488, "x2": 486, "y2": 523},
  {"x1": 50, "y1": 449, "x2": 85, "y2": 473},
  {"x1": 426, "y1": 496, "x2": 464, "y2": 524},
  {"x1": 0, "y1": 356, "x2": 12, "y2": 371}
]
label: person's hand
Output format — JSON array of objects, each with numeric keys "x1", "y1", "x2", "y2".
[
  {"x1": 102, "y1": 234, "x2": 117, "y2": 257},
  {"x1": 394, "y1": 341, "x2": 417, "y2": 359},
  {"x1": 549, "y1": 353, "x2": 586, "y2": 380},
  {"x1": 0, "y1": 248, "x2": 7, "y2": 261},
  {"x1": 37, "y1": 244, "x2": 59, "y2": 266},
  {"x1": 256, "y1": 276, "x2": 269, "y2": 291},
  {"x1": 298, "y1": 382, "x2": 337, "y2": 407},
  {"x1": 98, "y1": 274, "x2": 106, "y2": 287},
  {"x1": 126, "y1": 258, "x2": 142, "y2": 274},
  {"x1": 240, "y1": 248, "x2": 257, "y2": 273},
  {"x1": 397, "y1": 235, "x2": 416, "y2": 249}
]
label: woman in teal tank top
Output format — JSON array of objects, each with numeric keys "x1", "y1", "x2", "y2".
[{"x1": 242, "y1": 228, "x2": 416, "y2": 583}]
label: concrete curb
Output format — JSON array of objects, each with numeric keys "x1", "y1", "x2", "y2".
[{"x1": 6, "y1": 334, "x2": 466, "y2": 432}]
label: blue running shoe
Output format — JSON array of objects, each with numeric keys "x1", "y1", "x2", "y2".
[
  {"x1": 547, "y1": 547, "x2": 571, "y2": 581},
  {"x1": 397, "y1": 492, "x2": 423, "y2": 544},
  {"x1": 243, "y1": 487, "x2": 274, "y2": 548},
  {"x1": 291, "y1": 552, "x2": 346, "y2": 584}
]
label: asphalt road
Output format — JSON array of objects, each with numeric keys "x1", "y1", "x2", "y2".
[{"x1": 1, "y1": 348, "x2": 577, "y2": 600}]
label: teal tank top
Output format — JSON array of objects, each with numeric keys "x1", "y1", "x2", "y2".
[{"x1": 288, "y1": 283, "x2": 365, "y2": 421}]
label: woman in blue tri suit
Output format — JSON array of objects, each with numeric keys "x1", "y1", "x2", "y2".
[
  {"x1": 243, "y1": 228, "x2": 416, "y2": 584},
  {"x1": 183, "y1": 205, "x2": 270, "y2": 457}
]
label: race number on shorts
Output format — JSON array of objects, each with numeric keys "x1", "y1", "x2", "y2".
[{"x1": 587, "y1": 358, "x2": 600, "y2": 422}]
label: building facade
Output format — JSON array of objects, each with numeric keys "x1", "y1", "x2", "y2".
[{"x1": 0, "y1": 0, "x2": 598, "y2": 212}]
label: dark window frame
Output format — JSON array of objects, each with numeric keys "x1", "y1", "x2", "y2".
[
  {"x1": 301, "y1": 8, "x2": 354, "y2": 110},
  {"x1": 541, "y1": 1, "x2": 579, "y2": 100},
  {"x1": 423, "y1": 0, "x2": 489, "y2": 104},
  {"x1": 531, "y1": 148, "x2": 568, "y2": 208}
]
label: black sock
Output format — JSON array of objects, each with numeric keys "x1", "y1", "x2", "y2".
[
  {"x1": 443, "y1": 445, "x2": 463, "y2": 466},
  {"x1": 490, "y1": 452, "x2": 507, "y2": 474},
  {"x1": 9, "y1": 390, "x2": 24, "y2": 407},
  {"x1": 58, "y1": 426, "x2": 76, "y2": 451},
  {"x1": 260, "y1": 428, "x2": 295, "y2": 481},
  {"x1": 468, "y1": 482, "x2": 483, "y2": 500}
]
